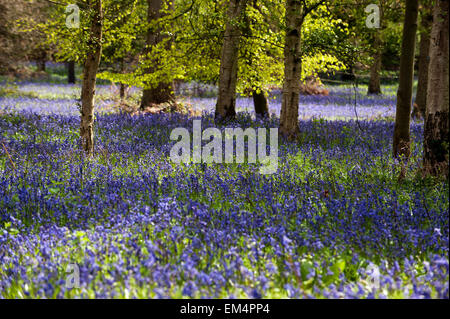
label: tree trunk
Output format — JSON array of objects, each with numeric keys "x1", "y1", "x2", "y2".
[
  {"x1": 368, "y1": 31, "x2": 382, "y2": 95},
  {"x1": 423, "y1": 0, "x2": 449, "y2": 178},
  {"x1": 119, "y1": 58, "x2": 126, "y2": 99},
  {"x1": 120, "y1": 83, "x2": 126, "y2": 99},
  {"x1": 140, "y1": 0, "x2": 174, "y2": 109},
  {"x1": 80, "y1": 0, "x2": 102, "y2": 156},
  {"x1": 215, "y1": 0, "x2": 248, "y2": 121},
  {"x1": 393, "y1": 0, "x2": 419, "y2": 159},
  {"x1": 141, "y1": 83, "x2": 173, "y2": 107},
  {"x1": 253, "y1": 88, "x2": 268, "y2": 118},
  {"x1": 37, "y1": 60, "x2": 46, "y2": 72},
  {"x1": 368, "y1": 3, "x2": 384, "y2": 95},
  {"x1": 67, "y1": 61, "x2": 75, "y2": 84},
  {"x1": 280, "y1": 0, "x2": 304, "y2": 139},
  {"x1": 412, "y1": 9, "x2": 433, "y2": 119}
]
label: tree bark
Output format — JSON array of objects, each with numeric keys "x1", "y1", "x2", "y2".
[
  {"x1": 215, "y1": 0, "x2": 248, "y2": 121},
  {"x1": 140, "y1": 0, "x2": 174, "y2": 109},
  {"x1": 393, "y1": 0, "x2": 419, "y2": 159},
  {"x1": 119, "y1": 57, "x2": 126, "y2": 99},
  {"x1": 412, "y1": 9, "x2": 433, "y2": 119},
  {"x1": 141, "y1": 82, "x2": 173, "y2": 107},
  {"x1": 253, "y1": 88, "x2": 269, "y2": 118},
  {"x1": 120, "y1": 83, "x2": 126, "y2": 99},
  {"x1": 80, "y1": 0, "x2": 102, "y2": 155},
  {"x1": 37, "y1": 60, "x2": 46, "y2": 72},
  {"x1": 368, "y1": 31, "x2": 382, "y2": 95},
  {"x1": 279, "y1": 0, "x2": 304, "y2": 139},
  {"x1": 67, "y1": 61, "x2": 75, "y2": 84},
  {"x1": 423, "y1": 0, "x2": 449, "y2": 178}
]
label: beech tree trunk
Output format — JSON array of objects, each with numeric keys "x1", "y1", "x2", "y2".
[
  {"x1": 368, "y1": 31, "x2": 382, "y2": 95},
  {"x1": 412, "y1": 9, "x2": 433, "y2": 119},
  {"x1": 423, "y1": 0, "x2": 449, "y2": 178},
  {"x1": 120, "y1": 83, "x2": 126, "y2": 99},
  {"x1": 80, "y1": 0, "x2": 102, "y2": 155},
  {"x1": 37, "y1": 60, "x2": 46, "y2": 72},
  {"x1": 280, "y1": 0, "x2": 304, "y2": 139},
  {"x1": 141, "y1": 82, "x2": 173, "y2": 107},
  {"x1": 119, "y1": 58, "x2": 126, "y2": 99},
  {"x1": 393, "y1": 0, "x2": 419, "y2": 159},
  {"x1": 215, "y1": 0, "x2": 248, "y2": 121},
  {"x1": 253, "y1": 89, "x2": 269, "y2": 118},
  {"x1": 368, "y1": 3, "x2": 384, "y2": 95},
  {"x1": 140, "y1": 0, "x2": 174, "y2": 109},
  {"x1": 67, "y1": 61, "x2": 75, "y2": 84}
]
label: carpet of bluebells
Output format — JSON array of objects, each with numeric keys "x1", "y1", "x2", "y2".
[{"x1": 0, "y1": 78, "x2": 448, "y2": 299}]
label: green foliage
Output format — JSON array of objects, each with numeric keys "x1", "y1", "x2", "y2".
[{"x1": 74, "y1": 0, "x2": 347, "y2": 91}]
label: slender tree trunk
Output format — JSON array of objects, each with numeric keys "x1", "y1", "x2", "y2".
[
  {"x1": 393, "y1": 0, "x2": 419, "y2": 159},
  {"x1": 412, "y1": 9, "x2": 433, "y2": 119},
  {"x1": 280, "y1": 0, "x2": 304, "y2": 139},
  {"x1": 67, "y1": 61, "x2": 76, "y2": 84},
  {"x1": 253, "y1": 88, "x2": 269, "y2": 118},
  {"x1": 80, "y1": 0, "x2": 102, "y2": 155},
  {"x1": 141, "y1": 82, "x2": 173, "y2": 107},
  {"x1": 368, "y1": 32, "x2": 382, "y2": 95},
  {"x1": 119, "y1": 57, "x2": 126, "y2": 99},
  {"x1": 240, "y1": 4, "x2": 268, "y2": 119},
  {"x1": 140, "y1": 0, "x2": 174, "y2": 109},
  {"x1": 37, "y1": 60, "x2": 46, "y2": 72},
  {"x1": 215, "y1": 0, "x2": 248, "y2": 121},
  {"x1": 423, "y1": 0, "x2": 449, "y2": 178},
  {"x1": 120, "y1": 83, "x2": 126, "y2": 99},
  {"x1": 368, "y1": 3, "x2": 384, "y2": 95}
]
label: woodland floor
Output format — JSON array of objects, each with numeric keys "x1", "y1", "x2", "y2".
[{"x1": 0, "y1": 74, "x2": 448, "y2": 298}]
